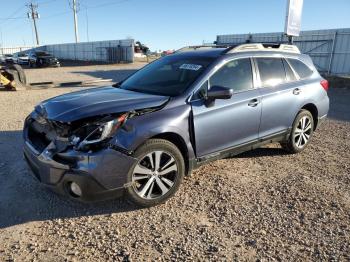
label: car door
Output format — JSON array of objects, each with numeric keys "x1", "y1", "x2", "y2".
[
  {"x1": 255, "y1": 57, "x2": 305, "y2": 138},
  {"x1": 191, "y1": 58, "x2": 262, "y2": 157}
]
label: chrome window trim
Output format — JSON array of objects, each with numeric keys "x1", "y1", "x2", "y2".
[
  {"x1": 253, "y1": 56, "x2": 313, "y2": 89},
  {"x1": 189, "y1": 56, "x2": 256, "y2": 102}
]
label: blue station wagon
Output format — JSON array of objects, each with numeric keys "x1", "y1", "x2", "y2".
[{"x1": 23, "y1": 43, "x2": 329, "y2": 206}]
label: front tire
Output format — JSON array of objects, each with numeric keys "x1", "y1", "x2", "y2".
[
  {"x1": 281, "y1": 110, "x2": 314, "y2": 153},
  {"x1": 125, "y1": 139, "x2": 185, "y2": 207}
]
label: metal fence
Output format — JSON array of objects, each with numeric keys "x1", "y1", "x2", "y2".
[
  {"x1": 0, "y1": 46, "x2": 36, "y2": 55},
  {"x1": 216, "y1": 28, "x2": 350, "y2": 75},
  {"x1": 44, "y1": 39, "x2": 134, "y2": 63},
  {"x1": 0, "y1": 39, "x2": 135, "y2": 63}
]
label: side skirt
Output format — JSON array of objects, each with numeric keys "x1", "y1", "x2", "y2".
[{"x1": 192, "y1": 129, "x2": 290, "y2": 169}]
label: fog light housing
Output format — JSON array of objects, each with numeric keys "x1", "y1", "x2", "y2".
[{"x1": 68, "y1": 182, "x2": 82, "y2": 197}]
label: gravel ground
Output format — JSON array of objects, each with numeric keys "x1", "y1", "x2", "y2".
[{"x1": 0, "y1": 65, "x2": 349, "y2": 261}]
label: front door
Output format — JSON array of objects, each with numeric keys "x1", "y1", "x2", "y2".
[{"x1": 191, "y1": 58, "x2": 261, "y2": 157}]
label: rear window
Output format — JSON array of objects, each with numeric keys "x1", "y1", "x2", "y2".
[
  {"x1": 256, "y1": 58, "x2": 286, "y2": 87},
  {"x1": 287, "y1": 59, "x2": 313, "y2": 79}
]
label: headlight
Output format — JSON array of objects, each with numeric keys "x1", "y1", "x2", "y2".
[{"x1": 74, "y1": 114, "x2": 127, "y2": 150}]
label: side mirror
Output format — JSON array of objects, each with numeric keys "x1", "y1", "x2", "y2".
[{"x1": 207, "y1": 86, "x2": 233, "y2": 100}]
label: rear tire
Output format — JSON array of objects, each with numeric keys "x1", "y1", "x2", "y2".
[
  {"x1": 125, "y1": 139, "x2": 185, "y2": 207},
  {"x1": 281, "y1": 110, "x2": 314, "y2": 154}
]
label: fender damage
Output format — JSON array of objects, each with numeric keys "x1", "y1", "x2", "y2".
[{"x1": 23, "y1": 87, "x2": 172, "y2": 201}]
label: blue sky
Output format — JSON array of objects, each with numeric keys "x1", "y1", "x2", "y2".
[{"x1": 1, "y1": 0, "x2": 349, "y2": 51}]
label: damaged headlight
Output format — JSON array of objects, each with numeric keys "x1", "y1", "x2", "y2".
[{"x1": 72, "y1": 114, "x2": 127, "y2": 150}]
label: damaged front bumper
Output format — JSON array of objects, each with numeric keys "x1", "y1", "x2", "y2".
[{"x1": 23, "y1": 136, "x2": 137, "y2": 202}]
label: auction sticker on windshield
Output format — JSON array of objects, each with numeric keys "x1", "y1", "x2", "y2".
[{"x1": 179, "y1": 64, "x2": 203, "y2": 71}]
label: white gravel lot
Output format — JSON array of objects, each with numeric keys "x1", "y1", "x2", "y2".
[{"x1": 0, "y1": 64, "x2": 349, "y2": 261}]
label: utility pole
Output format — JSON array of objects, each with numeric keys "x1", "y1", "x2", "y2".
[
  {"x1": 85, "y1": 8, "x2": 89, "y2": 42},
  {"x1": 0, "y1": 27, "x2": 3, "y2": 51},
  {"x1": 72, "y1": 0, "x2": 79, "y2": 43},
  {"x1": 27, "y1": 2, "x2": 40, "y2": 46}
]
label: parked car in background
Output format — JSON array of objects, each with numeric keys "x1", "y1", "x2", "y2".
[
  {"x1": 3, "y1": 54, "x2": 15, "y2": 64},
  {"x1": 0, "y1": 55, "x2": 5, "y2": 64},
  {"x1": 23, "y1": 43, "x2": 329, "y2": 207},
  {"x1": 13, "y1": 52, "x2": 30, "y2": 65},
  {"x1": 28, "y1": 51, "x2": 60, "y2": 67}
]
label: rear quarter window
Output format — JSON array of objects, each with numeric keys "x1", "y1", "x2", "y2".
[
  {"x1": 287, "y1": 59, "x2": 313, "y2": 79},
  {"x1": 283, "y1": 59, "x2": 297, "y2": 82}
]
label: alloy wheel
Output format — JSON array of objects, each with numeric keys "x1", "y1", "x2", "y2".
[
  {"x1": 132, "y1": 150, "x2": 178, "y2": 200},
  {"x1": 294, "y1": 116, "x2": 312, "y2": 149}
]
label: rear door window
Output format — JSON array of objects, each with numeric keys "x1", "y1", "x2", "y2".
[
  {"x1": 287, "y1": 59, "x2": 313, "y2": 79},
  {"x1": 256, "y1": 58, "x2": 286, "y2": 87}
]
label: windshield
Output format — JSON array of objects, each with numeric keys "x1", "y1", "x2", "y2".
[{"x1": 119, "y1": 55, "x2": 214, "y2": 96}]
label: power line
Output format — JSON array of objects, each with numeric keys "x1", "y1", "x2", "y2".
[
  {"x1": 4, "y1": 6, "x2": 25, "y2": 19},
  {"x1": 0, "y1": 16, "x2": 27, "y2": 21},
  {"x1": 39, "y1": 0, "x2": 131, "y2": 20},
  {"x1": 0, "y1": 1, "x2": 57, "y2": 20},
  {"x1": 82, "y1": 0, "x2": 130, "y2": 10},
  {"x1": 0, "y1": 6, "x2": 26, "y2": 24},
  {"x1": 37, "y1": 0, "x2": 58, "y2": 5},
  {"x1": 40, "y1": 10, "x2": 71, "y2": 20},
  {"x1": 1, "y1": 0, "x2": 132, "y2": 47}
]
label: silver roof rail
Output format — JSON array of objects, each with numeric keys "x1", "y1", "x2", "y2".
[
  {"x1": 175, "y1": 44, "x2": 233, "y2": 53},
  {"x1": 227, "y1": 43, "x2": 300, "y2": 54}
]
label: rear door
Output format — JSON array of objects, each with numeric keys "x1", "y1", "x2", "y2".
[
  {"x1": 255, "y1": 57, "x2": 305, "y2": 138},
  {"x1": 191, "y1": 58, "x2": 262, "y2": 157}
]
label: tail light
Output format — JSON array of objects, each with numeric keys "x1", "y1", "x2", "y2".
[{"x1": 320, "y1": 80, "x2": 329, "y2": 92}]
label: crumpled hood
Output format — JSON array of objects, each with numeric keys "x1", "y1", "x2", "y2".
[{"x1": 35, "y1": 86, "x2": 169, "y2": 122}]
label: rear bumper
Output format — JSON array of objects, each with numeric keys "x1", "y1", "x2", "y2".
[{"x1": 23, "y1": 140, "x2": 137, "y2": 202}]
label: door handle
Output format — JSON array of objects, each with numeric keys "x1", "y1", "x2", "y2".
[
  {"x1": 293, "y1": 88, "x2": 301, "y2": 95},
  {"x1": 248, "y1": 98, "x2": 259, "y2": 107}
]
